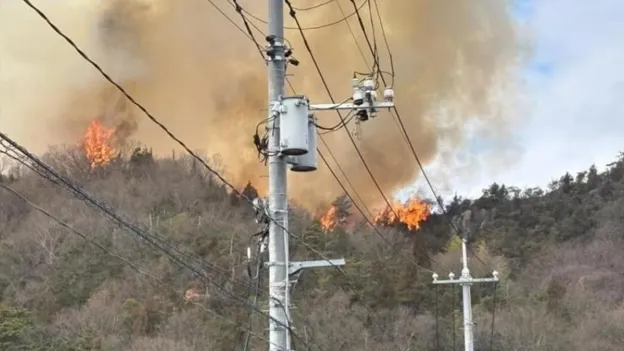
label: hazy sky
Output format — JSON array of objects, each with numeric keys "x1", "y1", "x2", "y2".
[
  {"x1": 410, "y1": 0, "x2": 624, "y2": 200},
  {"x1": 1, "y1": 1, "x2": 621, "y2": 205}
]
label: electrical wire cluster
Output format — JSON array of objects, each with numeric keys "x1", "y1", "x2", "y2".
[
  {"x1": 253, "y1": 117, "x2": 277, "y2": 165},
  {"x1": 342, "y1": 0, "x2": 500, "y2": 343},
  {"x1": 0, "y1": 131, "x2": 305, "y2": 348},
  {"x1": 243, "y1": 0, "x2": 368, "y2": 31},
  {"x1": 15, "y1": 0, "x2": 503, "y2": 348},
  {"x1": 0, "y1": 182, "x2": 280, "y2": 348},
  {"x1": 16, "y1": 1, "x2": 386, "y2": 349},
  {"x1": 281, "y1": 0, "x2": 501, "y2": 345}
]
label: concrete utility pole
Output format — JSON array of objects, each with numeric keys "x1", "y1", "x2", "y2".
[
  {"x1": 432, "y1": 238, "x2": 499, "y2": 351},
  {"x1": 265, "y1": 0, "x2": 289, "y2": 349},
  {"x1": 262, "y1": 1, "x2": 396, "y2": 349}
]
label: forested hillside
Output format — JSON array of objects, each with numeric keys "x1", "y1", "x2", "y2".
[{"x1": 1, "y1": 146, "x2": 623, "y2": 350}]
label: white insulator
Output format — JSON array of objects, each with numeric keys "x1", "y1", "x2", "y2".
[
  {"x1": 384, "y1": 87, "x2": 395, "y2": 102},
  {"x1": 370, "y1": 90, "x2": 377, "y2": 102},
  {"x1": 279, "y1": 96, "x2": 310, "y2": 156},
  {"x1": 363, "y1": 78, "x2": 375, "y2": 90},
  {"x1": 352, "y1": 87, "x2": 364, "y2": 105},
  {"x1": 290, "y1": 115, "x2": 318, "y2": 172}
]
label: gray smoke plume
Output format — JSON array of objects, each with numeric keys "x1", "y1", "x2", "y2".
[{"x1": 0, "y1": 0, "x2": 526, "y2": 213}]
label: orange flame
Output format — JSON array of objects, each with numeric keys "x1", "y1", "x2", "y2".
[
  {"x1": 374, "y1": 197, "x2": 430, "y2": 230},
  {"x1": 319, "y1": 205, "x2": 338, "y2": 232},
  {"x1": 83, "y1": 120, "x2": 115, "y2": 169}
]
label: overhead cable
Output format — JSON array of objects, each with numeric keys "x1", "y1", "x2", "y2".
[
  {"x1": 244, "y1": 0, "x2": 368, "y2": 31},
  {"x1": 0, "y1": 128, "x2": 314, "y2": 350},
  {"x1": 18, "y1": 0, "x2": 379, "y2": 332},
  {"x1": 0, "y1": 183, "x2": 282, "y2": 350},
  {"x1": 349, "y1": 0, "x2": 494, "y2": 271},
  {"x1": 284, "y1": 0, "x2": 453, "y2": 274}
]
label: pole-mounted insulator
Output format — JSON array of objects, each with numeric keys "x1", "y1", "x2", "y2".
[{"x1": 384, "y1": 87, "x2": 395, "y2": 102}]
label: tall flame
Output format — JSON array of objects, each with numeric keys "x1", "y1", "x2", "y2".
[
  {"x1": 374, "y1": 197, "x2": 430, "y2": 231},
  {"x1": 319, "y1": 206, "x2": 338, "y2": 232},
  {"x1": 83, "y1": 120, "x2": 115, "y2": 168}
]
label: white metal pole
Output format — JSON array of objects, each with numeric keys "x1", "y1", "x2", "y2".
[
  {"x1": 433, "y1": 238, "x2": 498, "y2": 351},
  {"x1": 460, "y1": 238, "x2": 474, "y2": 351},
  {"x1": 267, "y1": 0, "x2": 289, "y2": 349}
]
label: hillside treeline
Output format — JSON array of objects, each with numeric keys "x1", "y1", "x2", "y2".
[{"x1": 0, "y1": 146, "x2": 623, "y2": 350}]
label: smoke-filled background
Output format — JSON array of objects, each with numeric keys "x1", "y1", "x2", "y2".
[{"x1": 0, "y1": 0, "x2": 525, "y2": 213}]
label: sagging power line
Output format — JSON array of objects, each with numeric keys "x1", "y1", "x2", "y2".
[{"x1": 15, "y1": 0, "x2": 506, "y2": 349}]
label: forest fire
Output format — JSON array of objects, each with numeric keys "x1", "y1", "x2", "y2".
[
  {"x1": 318, "y1": 196, "x2": 430, "y2": 232},
  {"x1": 83, "y1": 120, "x2": 115, "y2": 169},
  {"x1": 319, "y1": 205, "x2": 338, "y2": 232},
  {"x1": 374, "y1": 197, "x2": 430, "y2": 230}
]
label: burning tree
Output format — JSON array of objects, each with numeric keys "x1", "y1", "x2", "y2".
[
  {"x1": 83, "y1": 120, "x2": 116, "y2": 169},
  {"x1": 319, "y1": 195, "x2": 352, "y2": 232},
  {"x1": 374, "y1": 197, "x2": 430, "y2": 231}
]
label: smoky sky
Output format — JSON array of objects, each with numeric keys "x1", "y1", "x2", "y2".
[{"x1": 0, "y1": 0, "x2": 525, "y2": 213}]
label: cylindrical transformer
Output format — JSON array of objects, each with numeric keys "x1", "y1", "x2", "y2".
[
  {"x1": 279, "y1": 96, "x2": 310, "y2": 156},
  {"x1": 290, "y1": 115, "x2": 318, "y2": 172}
]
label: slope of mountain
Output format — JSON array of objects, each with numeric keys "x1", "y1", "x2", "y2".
[{"x1": 0, "y1": 146, "x2": 623, "y2": 350}]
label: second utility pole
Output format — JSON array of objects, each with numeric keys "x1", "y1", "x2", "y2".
[
  {"x1": 266, "y1": 0, "x2": 289, "y2": 349},
  {"x1": 432, "y1": 237, "x2": 499, "y2": 351}
]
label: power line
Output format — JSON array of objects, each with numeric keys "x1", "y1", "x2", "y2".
[
  {"x1": 334, "y1": 0, "x2": 369, "y2": 66},
  {"x1": 289, "y1": 81, "x2": 447, "y2": 342},
  {"x1": 284, "y1": 0, "x2": 451, "y2": 273},
  {"x1": 489, "y1": 282, "x2": 498, "y2": 351},
  {"x1": 243, "y1": 246, "x2": 264, "y2": 351},
  {"x1": 18, "y1": 0, "x2": 374, "y2": 325},
  {"x1": 284, "y1": 0, "x2": 400, "y2": 218},
  {"x1": 224, "y1": 0, "x2": 374, "y2": 223},
  {"x1": 2, "y1": 142, "x2": 265, "y2": 299},
  {"x1": 292, "y1": 0, "x2": 335, "y2": 11},
  {"x1": 244, "y1": 0, "x2": 368, "y2": 30},
  {"x1": 222, "y1": 0, "x2": 394, "y2": 284},
  {"x1": 347, "y1": 0, "x2": 494, "y2": 271},
  {"x1": 365, "y1": 0, "x2": 380, "y2": 85},
  {"x1": 435, "y1": 284, "x2": 440, "y2": 350},
  {"x1": 224, "y1": 0, "x2": 375, "y2": 228},
  {"x1": 317, "y1": 149, "x2": 449, "y2": 272},
  {"x1": 18, "y1": 0, "x2": 366, "y2": 284},
  {"x1": 318, "y1": 132, "x2": 374, "y2": 218},
  {"x1": 0, "y1": 183, "x2": 283, "y2": 350},
  {"x1": 21, "y1": 0, "x2": 452, "y2": 346},
  {"x1": 2, "y1": 137, "x2": 219, "y2": 278},
  {"x1": 235, "y1": 3, "x2": 445, "y2": 344},
  {"x1": 0, "y1": 130, "x2": 316, "y2": 350},
  {"x1": 452, "y1": 284, "x2": 457, "y2": 350},
  {"x1": 231, "y1": 0, "x2": 266, "y2": 61},
  {"x1": 18, "y1": 3, "x2": 384, "y2": 346},
  {"x1": 283, "y1": 85, "x2": 373, "y2": 219},
  {"x1": 371, "y1": 0, "x2": 395, "y2": 86}
]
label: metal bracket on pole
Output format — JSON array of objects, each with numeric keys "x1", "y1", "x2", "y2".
[
  {"x1": 431, "y1": 238, "x2": 499, "y2": 351},
  {"x1": 264, "y1": 258, "x2": 346, "y2": 275},
  {"x1": 306, "y1": 78, "x2": 396, "y2": 125},
  {"x1": 309, "y1": 101, "x2": 395, "y2": 111},
  {"x1": 432, "y1": 274, "x2": 500, "y2": 285},
  {"x1": 288, "y1": 258, "x2": 346, "y2": 276}
]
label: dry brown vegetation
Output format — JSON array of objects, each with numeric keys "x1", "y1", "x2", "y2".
[{"x1": 1, "y1": 146, "x2": 624, "y2": 350}]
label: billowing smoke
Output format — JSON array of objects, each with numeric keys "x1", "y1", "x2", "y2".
[{"x1": 0, "y1": 0, "x2": 524, "y2": 213}]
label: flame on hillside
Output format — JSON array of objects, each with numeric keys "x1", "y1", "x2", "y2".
[
  {"x1": 320, "y1": 206, "x2": 338, "y2": 232},
  {"x1": 83, "y1": 120, "x2": 115, "y2": 168},
  {"x1": 318, "y1": 197, "x2": 430, "y2": 232},
  {"x1": 375, "y1": 197, "x2": 430, "y2": 230}
]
